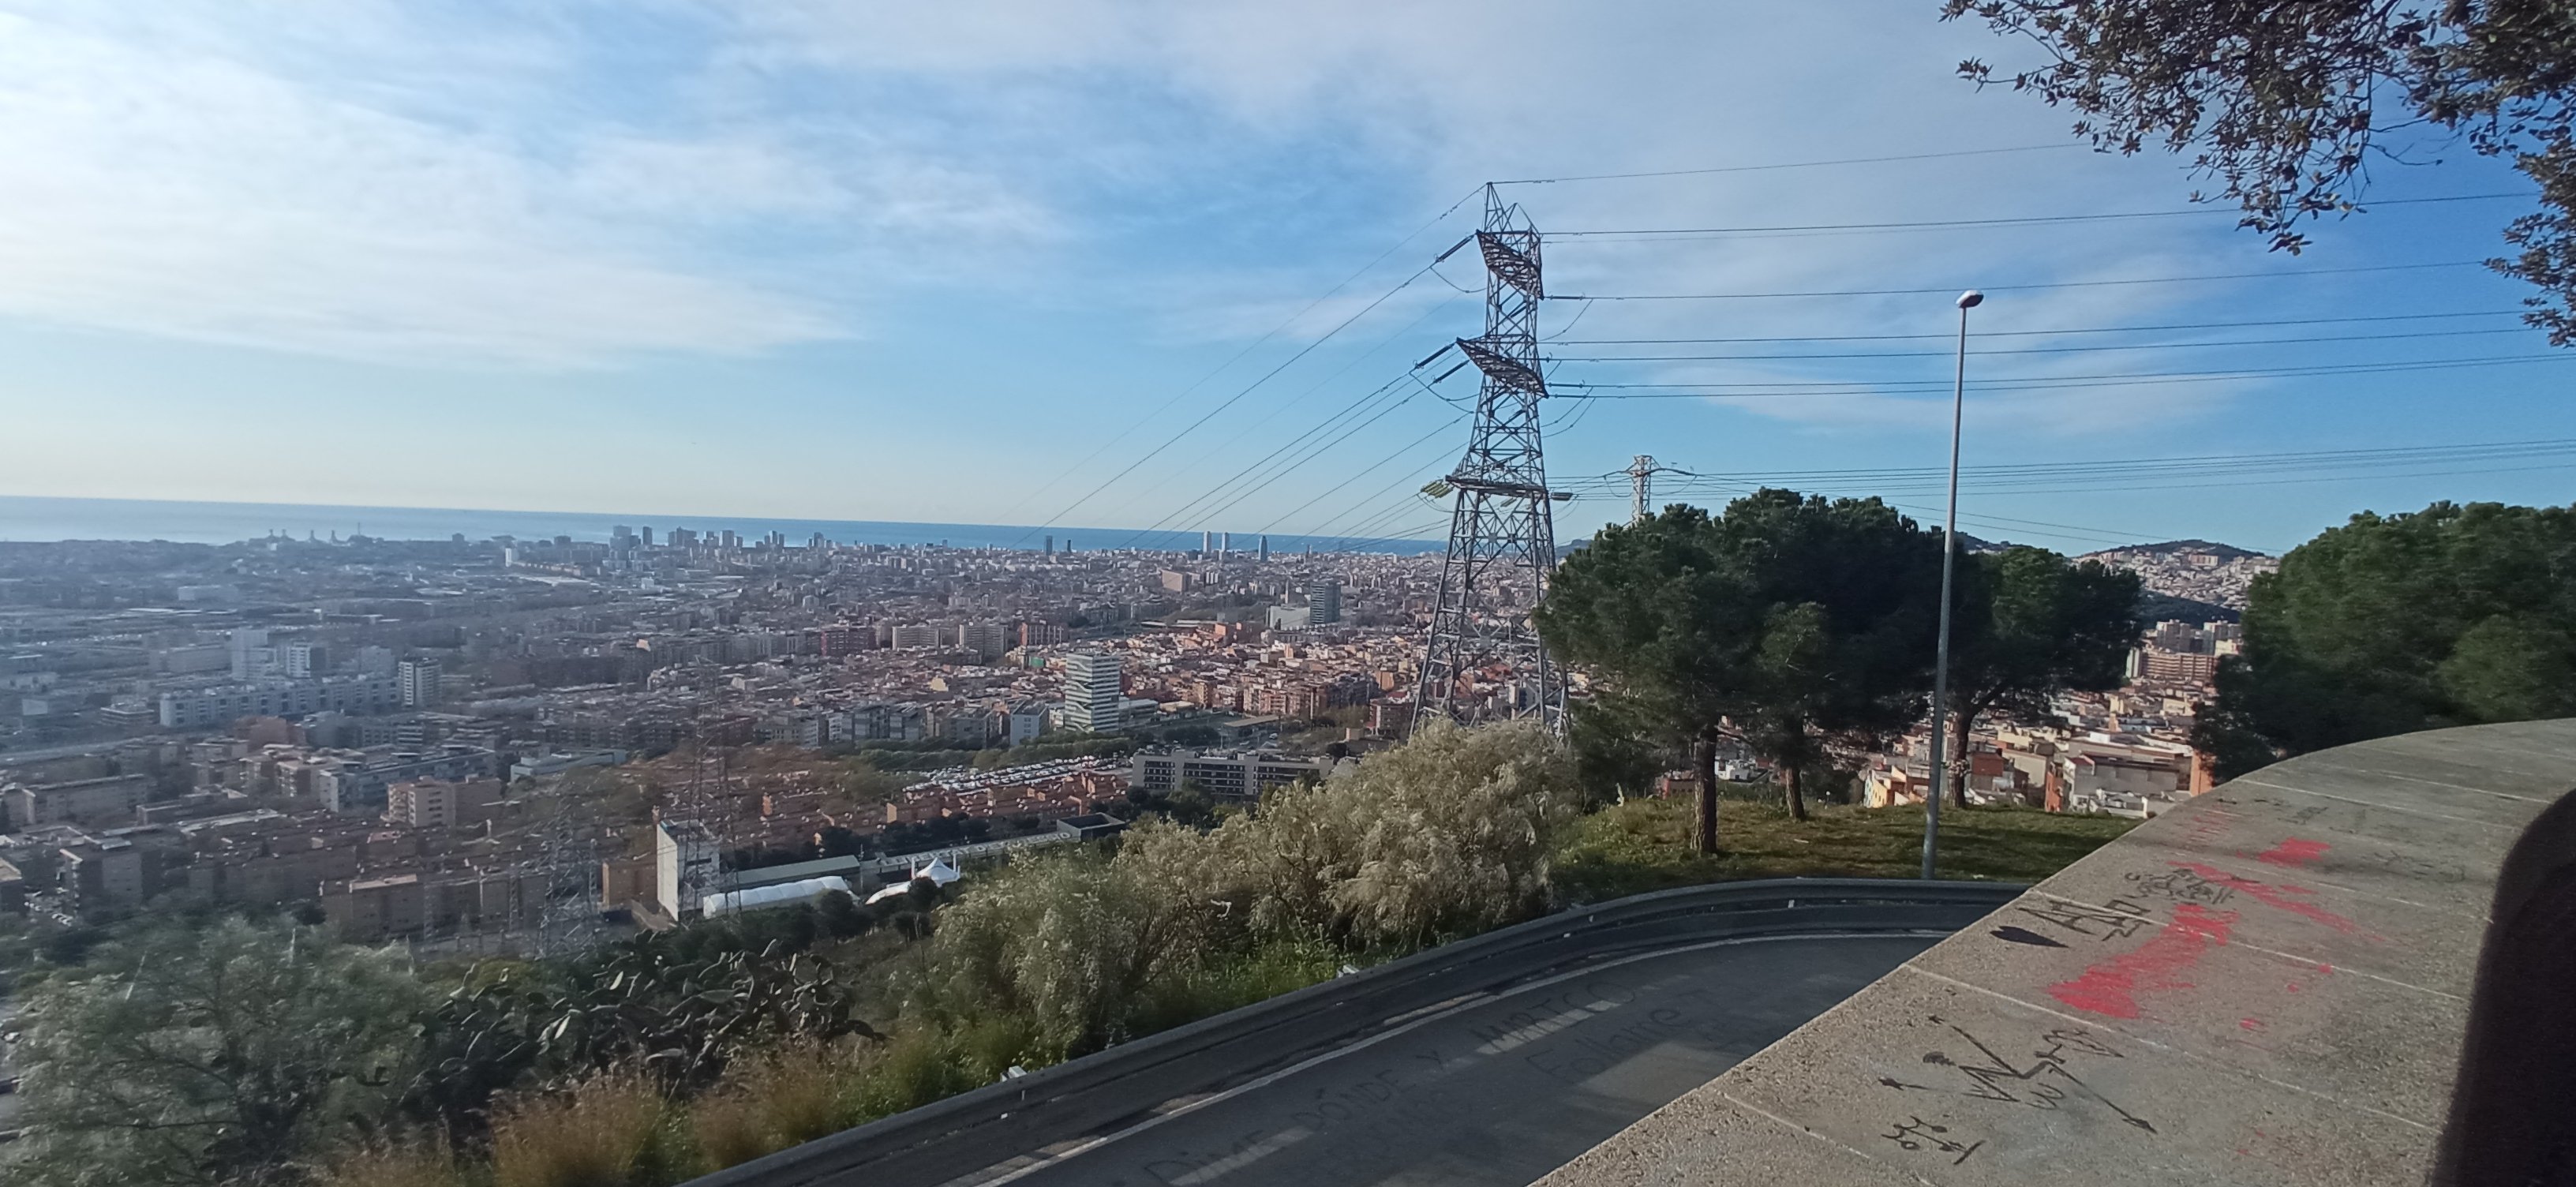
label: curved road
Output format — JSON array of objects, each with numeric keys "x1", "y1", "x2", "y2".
[{"x1": 983, "y1": 932, "x2": 1938, "y2": 1187}]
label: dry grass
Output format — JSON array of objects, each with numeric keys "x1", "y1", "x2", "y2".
[
  {"x1": 1551, "y1": 796, "x2": 2140, "y2": 903},
  {"x1": 489, "y1": 1068, "x2": 676, "y2": 1187},
  {"x1": 311, "y1": 1136, "x2": 466, "y2": 1187},
  {"x1": 689, "y1": 1043, "x2": 859, "y2": 1172}
]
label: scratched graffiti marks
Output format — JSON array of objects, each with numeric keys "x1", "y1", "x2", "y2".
[
  {"x1": 1881, "y1": 1115, "x2": 1984, "y2": 1166},
  {"x1": 2015, "y1": 897, "x2": 2155, "y2": 942},
  {"x1": 1881, "y1": 1015, "x2": 2158, "y2": 1134},
  {"x1": 2125, "y1": 866, "x2": 2237, "y2": 908},
  {"x1": 2357, "y1": 848, "x2": 2469, "y2": 883}
]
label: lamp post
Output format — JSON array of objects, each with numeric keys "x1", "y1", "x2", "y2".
[{"x1": 1923, "y1": 289, "x2": 1982, "y2": 880}]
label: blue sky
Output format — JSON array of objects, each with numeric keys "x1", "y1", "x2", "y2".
[{"x1": 0, "y1": 0, "x2": 2568, "y2": 554}]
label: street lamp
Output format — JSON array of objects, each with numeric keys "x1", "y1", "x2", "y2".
[{"x1": 1923, "y1": 289, "x2": 1982, "y2": 880}]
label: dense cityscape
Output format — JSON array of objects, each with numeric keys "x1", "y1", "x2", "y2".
[{"x1": 0, "y1": 524, "x2": 2268, "y2": 952}]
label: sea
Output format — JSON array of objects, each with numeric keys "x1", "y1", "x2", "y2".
[{"x1": 0, "y1": 495, "x2": 1446, "y2": 555}]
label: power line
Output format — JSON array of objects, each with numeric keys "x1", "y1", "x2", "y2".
[
  {"x1": 1553, "y1": 326, "x2": 2534, "y2": 363},
  {"x1": 1254, "y1": 416, "x2": 1467, "y2": 537},
  {"x1": 998, "y1": 186, "x2": 1481, "y2": 540},
  {"x1": 1492, "y1": 143, "x2": 2087, "y2": 185},
  {"x1": 1559, "y1": 437, "x2": 2576, "y2": 488},
  {"x1": 1019, "y1": 258, "x2": 1451, "y2": 543},
  {"x1": 1550, "y1": 260, "x2": 2488, "y2": 301},
  {"x1": 1545, "y1": 193, "x2": 2525, "y2": 238},
  {"x1": 1549, "y1": 309, "x2": 2528, "y2": 345},
  {"x1": 1554, "y1": 354, "x2": 2576, "y2": 397}
]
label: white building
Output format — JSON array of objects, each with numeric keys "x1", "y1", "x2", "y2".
[
  {"x1": 656, "y1": 818, "x2": 721, "y2": 920},
  {"x1": 228, "y1": 627, "x2": 273, "y2": 680},
  {"x1": 398, "y1": 659, "x2": 444, "y2": 708},
  {"x1": 158, "y1": 674, "x2": 402, "y2": 729},
  {"x1": 1061, "y1": 651, "x2": 1124, "y2": 733}
]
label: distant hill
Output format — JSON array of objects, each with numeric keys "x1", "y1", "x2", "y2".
[
  {"x1": 2096, "y1": 539, "x2": 2270, "y2": 562},
  {"x1": 2078, "y1": 539, "x2": 2278, "y2": 615}
]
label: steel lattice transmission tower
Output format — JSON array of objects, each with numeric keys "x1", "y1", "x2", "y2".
[
  {"x1": 1414, "y1": 186, "x2": 1567, "y2": 735},
  {"x1": 1627, "y1": 455, "x2": 1657, "y2": 525}
]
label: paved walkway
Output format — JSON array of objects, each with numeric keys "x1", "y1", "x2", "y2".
[
  {"x1": 1537, "y1": 719, "x2": 2576, "y2": 1187},
  {"x1": 985, "y1": 934, "x2": 1936, "y2": 1187}
]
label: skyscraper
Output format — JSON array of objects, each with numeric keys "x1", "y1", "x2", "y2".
[
  {"x1": 1061, "y1": 651, "x2": 1124, "y2": 733},
  {"x1": 1044, "y1": 534, "x2": 1054, "y2": 560},
  {"x1": 1202, "y1": 530, "x2": 1214, "y2": 556},
  {"x1": 1258, "y1": 534, "x2": 1269, "y2": 563},
  {"x1": 228, "y1": 627, "x2": 272, "y2": 680},
  {"x1": 1306, "y1": 579, "x2": 1342, "y2": 624}
]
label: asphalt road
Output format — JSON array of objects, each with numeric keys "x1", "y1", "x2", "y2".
[{"x1": 983, "y1": 932, "x2": 1937, "y2": 1187}]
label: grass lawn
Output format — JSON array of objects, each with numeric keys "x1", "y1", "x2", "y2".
[{"x1": 1549, "y1": 794, "x2": 2141, "y2": 904}]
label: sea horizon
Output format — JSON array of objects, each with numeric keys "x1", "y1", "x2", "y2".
[{"x1": 0, "y1": 494, "x2": 1447, "y2": 555}]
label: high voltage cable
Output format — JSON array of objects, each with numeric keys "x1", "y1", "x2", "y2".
[
  {"x1": 1113, "y1": 374, "x2": 1417, "y2": 548},
  {"x1": 1092, "y1": 294, "x2": 1465, "y2": 536},
  {"x1": 1554, "y1": 327, "x2": 2533, "y2": 363},
  {"x1": 1557, "y1": 438, "x2": 2576, "y2": 488},
  {"x1": 1000, "y1": 185, "x2": 1481, "y2": 542},
  {"x1": 1292, "y1": 434, "x2": 1473, "y2": 545},
  {"x1": 1548, "y1": 309, "x2": 2527, "y2": 345},
  {"x1": 1018, "y1": 258, "x2": 1454, "y2": 544},
  {"x1": 1654, "y1": 462, "x2": 2576, "y2": 500},
  {"x1": 1554, "y1": 354, "x2": 2576, "y2": 397},
  {"x1": 1255, "y1": 417, "x2": 1467, "y2": 538},
  {"x1": 1492, "y1": 143, "x2": 2087, "y2": 185},
  {"x1": 1181, "y1": 387, "x2": 1438, "y2": 534},
  {"x1": 1550, "y1": 260, "x2": 2488, "y2": 301},
  {"x1": 1612, "y1": 475, "x2": 2155, "y2": 548},
  {"x1": 1545, "y1": 193, "x2": 2525, "y2": 238}
]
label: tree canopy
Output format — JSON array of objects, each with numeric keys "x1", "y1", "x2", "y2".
[
  {"x1": 2195, "y1": 500, "x2": 2576, "y2": 776},
  {"x1": 1941, "y1": 0, "x2": 2576, "y2": 342},
  {"x1": 1538, "y1": 492, "x2": 1943, "y2": 842},
  {"x1": 1938, "y1": 547, "x2": 2144, "y2": 805},
  {"x1": 9, "y1": 918, "x2": 431, "y2": 1187}
]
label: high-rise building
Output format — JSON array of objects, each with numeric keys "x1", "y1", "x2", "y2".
[
  {"x1": 640, "y1": 526, "x2": 655, "y2": 548},
  {"x1": 958, "y1": 623, "x2": 1011, "y2": 660},
  {"x1": 1044, "y1": 534, "x2": 1054, "y2": 560},
  {"x1": 228, "y1": 627, "x2": 272, "y2": 680},
  {"x1": 612, "y1": 525, "x2": 635, "y2": 548},
  {"x1": 397, "y1": 659, "x2": 444, "y2": 708},
  {"x1": 1258, "y1": 534, "x2": 1269, "y2": 564},
  {"x1": 281, "y1": 641, "x2": 327, "y2": 679},
  {"x1": 1061, "y1": 651, "x2": 1124, "y2": 734},
  {"x1": 1202, "y1": 530, "x2": 1214, "y2": 555},
  {"x1": 1306, "y1": 579, "x2": 1342, "y2": 624}
]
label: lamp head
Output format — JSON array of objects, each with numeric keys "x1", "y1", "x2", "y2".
[{"x1": 1956, "y1": 290, "x2": 1984, "y2": 309}]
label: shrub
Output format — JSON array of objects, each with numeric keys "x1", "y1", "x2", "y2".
[
  {"x1": 688, "y1": 1043, "x2": 856, "y2": 1172},
  {"x1": 489, "y1": 1069, "x2": 684, "y2": 1187}
]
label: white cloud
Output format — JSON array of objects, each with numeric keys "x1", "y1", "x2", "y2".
[{"x1": 0, "y1": 6, "x2": 1062, "y2": 367}]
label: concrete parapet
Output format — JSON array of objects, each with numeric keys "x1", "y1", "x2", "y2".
[{"x1": 1537, "y1": 718, "x2": 2576, "y2": 1187}]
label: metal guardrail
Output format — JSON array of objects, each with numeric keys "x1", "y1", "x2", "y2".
[{"x1": 687, "y1": 877, "x2": 2020, "y2": 1187}]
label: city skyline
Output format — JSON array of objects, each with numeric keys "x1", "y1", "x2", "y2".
[{"x1": 0, "y1": 2, "x2": 2570, "y2": 556}]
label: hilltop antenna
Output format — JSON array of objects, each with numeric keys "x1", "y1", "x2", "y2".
[{"x1": 1415, "y1": 185, "x2": 1567, "y2": 736}]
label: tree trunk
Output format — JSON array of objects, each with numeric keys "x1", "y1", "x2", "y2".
[
  {"x1": 1694, "y1": 734, "x2": 1719, "y2": 856},
  {"x1": 1785, "y1": 760, "x2": 1809, "y2": 822},
  {"x1": 1949, "y1": 704, "x2": 1978, "y2": 811}
]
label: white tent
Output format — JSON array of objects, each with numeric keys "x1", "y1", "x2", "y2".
[
  {"x1": 916, "y1": 857, "x2": 963, "y2": 886},
  {"x1": 701, "y1": 875, "x2": 852, "y2": 918}
]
